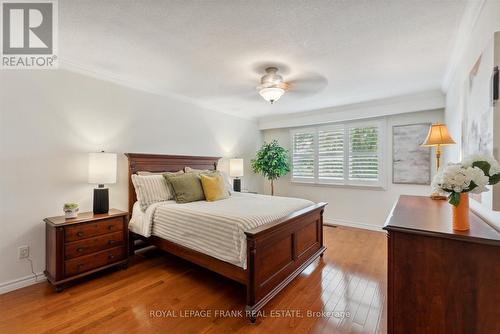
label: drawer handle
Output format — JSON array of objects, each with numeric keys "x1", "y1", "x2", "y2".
[
  {"x1": 76, "y1": 231, "x2": 84, "y2": 237},
  {"x1": 108, "y1": 225, "x2": 114, "y2": 230},
  {"x1": 108, "y1": 254, "x2": 115, "y2": 260},
  {"x1": 77, "y1": 264, "x2": 84, "y2": 272},
  {"x1": 108, "y1": 240, "x2": 115, "y2": 245},
  {"x1": 77, "y1": 247, "x2": 85, "y2": 253}
]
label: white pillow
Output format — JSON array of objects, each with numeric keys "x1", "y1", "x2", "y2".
[
  {"x1": 218, "y1": 170, "x2": 233, "y2": 194},
  {"x1": 132, "y1": 174, "x2": 171, "y2": 210},
  {"x1": 137, "y1": 170, "x2": 184, "y2": 176}
]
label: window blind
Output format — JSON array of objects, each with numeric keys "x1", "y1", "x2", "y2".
[
  {"x1": 318, "y1": 127, "x2": 344, "y2": 180},
  {"x1": 292, "y1": 131, "x2": 315, "y2": 179},
  {"x1": 348, "y1": 126, "x2": 379, "y2": 181},
  {"x1": 290, "y1": 120, "x2": 383, "y2": 187}
]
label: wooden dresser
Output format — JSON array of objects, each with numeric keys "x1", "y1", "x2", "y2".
[
  {"x1": 384, "y1": 195, "x2": 500, "y2": 334},
  {"x1": 44, "y1": 209, "x2": 129, "y2": 291}
]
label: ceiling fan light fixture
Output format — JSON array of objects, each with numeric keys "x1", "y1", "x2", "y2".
[{"x1": 259, "y1": 87, "x2": 285, "y2": 104}]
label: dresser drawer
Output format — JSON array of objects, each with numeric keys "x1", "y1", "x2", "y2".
[
  {"x1": 64, "y1": 231, "x2": 124, "y2": 259},
  {"x1": 65, "y1": 217, "x2": 123, "y2": 242},
  {"x1": 65, "y1": 246, "x2": 125, "y2": 277}
]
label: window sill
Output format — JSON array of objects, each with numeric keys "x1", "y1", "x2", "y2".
[{"x1": 290, "y1": 180, "x2": 387, "y2": 191}]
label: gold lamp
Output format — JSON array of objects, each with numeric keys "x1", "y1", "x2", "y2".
[
  {"x1": 421, "y1": 123, "x2": 456, "y2": 199},
  {"x1": 421, "y1": 123, "x2": 456, "y2": 170}
]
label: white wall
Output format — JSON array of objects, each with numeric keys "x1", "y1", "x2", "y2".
[
  {"x1": 0, "y1": 69, "x2": 262, "y2": 289},
  {"x1": 444, "y1": 0, "x2": 500, "y2": 226},
  {"x1": 262, "y1": 109, "x2": 444, "y2": 230}
]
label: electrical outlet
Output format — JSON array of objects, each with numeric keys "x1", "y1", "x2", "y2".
[{"x1": 18, "y1": 246, "x2": 29, "y2": 259}]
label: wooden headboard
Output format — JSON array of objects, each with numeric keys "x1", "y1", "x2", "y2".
[{"x1": 125, "y1": 153, "x2": 220, "y2": 214}]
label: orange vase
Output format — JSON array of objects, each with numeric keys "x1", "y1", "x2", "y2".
[{"x1": 452, "y1": 193, "x2": 470, "y2": 231}]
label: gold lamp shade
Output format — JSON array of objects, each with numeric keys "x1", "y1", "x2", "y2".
[
  {"x1": 421, "y1": 123, "x2": 456, "y2": 200},
  {"x1": 421, "y1": 123, "x2": 456, "y2": 147}
]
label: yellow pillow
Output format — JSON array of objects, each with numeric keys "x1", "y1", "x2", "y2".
[{"x1": 200, "y1": 173, "x2": 229, "y2": 202}]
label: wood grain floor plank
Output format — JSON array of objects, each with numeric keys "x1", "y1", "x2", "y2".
[{"x1": 0, "y1": 226, "x2": 387, "y2": 334}]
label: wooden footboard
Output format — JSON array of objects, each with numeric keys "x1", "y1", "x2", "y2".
[
  {"x1": 245, "y1": 202, "x2": 327, "y2": 321},
  {"x1": 125, "y1": 153, "x2": 328, "y2": 323}
]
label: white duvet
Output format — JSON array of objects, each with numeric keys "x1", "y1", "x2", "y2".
[{"x1": 129, "y1": 192, "x2": 315, "y2": 268}]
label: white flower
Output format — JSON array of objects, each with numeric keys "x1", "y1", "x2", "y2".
[
  {"x1": 462, "y1": 154, "x2": 500, "y2": 176},
  {"x1": 467, "y1": 166, "x2": 489, "y2": 194},
  {"x1": 432, "y1": 163, "x2": 489, "y2": 195}
]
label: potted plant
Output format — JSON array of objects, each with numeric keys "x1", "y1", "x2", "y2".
[
  {"x1": 432, "y1": 155, "x2": 500, "y2": 230},
  {"x1": 63, "y1": 203, "x2": 79, "y2": 219},
  {"x1": 251, "y1": 140, "x2": 290, "y2": 195}
]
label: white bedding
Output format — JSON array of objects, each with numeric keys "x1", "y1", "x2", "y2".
[{"x1": 129, "y1": 192, "x2": 315, "y2": 269}]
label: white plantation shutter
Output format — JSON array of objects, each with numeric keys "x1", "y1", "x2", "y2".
[
  {"x1": 348, "y1": 126, "x2": 379, "y2": 181},
  {"x1": 291, "y1": 120, "x2": 384, "y2": 186},
  {"x1": 292, "y1": 130, "x2": 315, "y2": 179},
  {"x1": 318, "y1": 127, "x2": 344, "y2": 180}
]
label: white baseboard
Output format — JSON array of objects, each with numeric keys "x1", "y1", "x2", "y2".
[
  {"x1": 0, "y1": 272, "x2": 46, "y2": 295},
  {"x1": 324, "y1": 217, "x2": 384, "y2": 232}
]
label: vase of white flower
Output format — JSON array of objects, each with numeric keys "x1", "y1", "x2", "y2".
[
  {"x1": 431, "y1": 155, "x2": 500, "y2": 231},
  {"x1": 452, "y1": 192, "x2": 470, "y2": 230}
]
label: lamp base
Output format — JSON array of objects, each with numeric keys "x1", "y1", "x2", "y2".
[
  {"x1": 233, "y1": 178, "x2": 241, "y2": 192},
  {"x1": 93, "y1": 188, "x2": 109, "y2": 214}
]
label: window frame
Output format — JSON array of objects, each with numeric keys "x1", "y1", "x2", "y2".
[{"x1": 290, "y1": 119, "x2": 387, "y2": 189}]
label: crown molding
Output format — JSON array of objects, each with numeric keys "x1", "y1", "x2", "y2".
[
  {"x1": 441, "y1": 0, "x2": 486, "y2": 92},
  {"x1": 258, "y1": 90, "x2": 445, "y2": 130}
]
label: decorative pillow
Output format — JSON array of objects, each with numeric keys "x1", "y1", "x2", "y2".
[
  {"x1": 165, "y1": 173, "x2": 205, "y2": 203},
  {"x1": 200, "y1": 173, "x2": 230, "y2": 202},
  {"x1": 186, "y1": 167, "x2": 232, "y2": 194},
  {"x1": 137, "y1": 170, "x2": 183, "y2": 176},
  {"x1": 161, "y1": 170, "x2": 185, "y2": 195},
  {"x1": 132, "y1": 174, "x2": 171, "y2": 210},
  {"x1": 217, "y1": 170, "x2": 233, "y2": 194},
  {"x1": 185, "y1": 167, "x2": 208, "y2": 174}
]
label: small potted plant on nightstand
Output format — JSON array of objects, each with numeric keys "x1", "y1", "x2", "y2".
[{"x1": 63, "y1": 203, "x2": 79, "y2": 219}]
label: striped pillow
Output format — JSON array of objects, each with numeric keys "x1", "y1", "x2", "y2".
[{"x1": 132, "y1": 174, "x2": 171, "y2": 210}]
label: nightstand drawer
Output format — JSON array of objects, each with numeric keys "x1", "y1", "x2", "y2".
[
  {"x1": 65, "y1": 246, "x2": 125, "y2": 277},
  {"x1": 65, "y1": 231, "x2": 124, "y2": 259},
  {"x1": 65, "y1": 217, "x2": 123, "y2": 242}
]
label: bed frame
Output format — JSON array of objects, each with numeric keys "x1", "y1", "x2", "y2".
[{"x1": 125, "y1": 153, "x2": 327, "y2": 322}]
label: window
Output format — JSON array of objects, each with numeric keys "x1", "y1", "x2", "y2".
[{"x1": 291, "y1": 120, "x2": 385, "y2": 187}]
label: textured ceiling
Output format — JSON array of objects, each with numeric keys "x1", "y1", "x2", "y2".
[{"x1": 59, "y1": 0, "x2": 467, "y2": 118}]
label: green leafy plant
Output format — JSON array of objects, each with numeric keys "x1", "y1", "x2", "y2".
[
  {"x1": 63, "y1": 203, "x2": 78, "y2": 210},
  {"x1": 251, "y1": 140, "x2": 290, "y2": 195}
]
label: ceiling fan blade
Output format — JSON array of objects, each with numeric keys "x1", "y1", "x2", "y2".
[{"x1": 287, "y1": 72, "x2": 328, "y2": 95}]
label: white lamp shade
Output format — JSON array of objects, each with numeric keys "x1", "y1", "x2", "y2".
[
  {"x1": 259, "y1": 87, "x2": 284, "y2": 103},
  {"x1": 88, "y1": 152, "x2": 117, "y2": 184},
  {"x1": 229, "y1": 158, "x2": 244, "y2": 177}
]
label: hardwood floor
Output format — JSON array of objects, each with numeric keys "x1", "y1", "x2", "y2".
[{"x1": 0, "y1": 226, "x2": 387, "y2": 334}]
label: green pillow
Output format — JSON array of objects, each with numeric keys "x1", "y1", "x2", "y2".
[
  {"x1": 162, "y1": 170, "x2": 184, "y2": 196},
  {"x1": 164, "y1": 173, "x2": 205, "y2": 203}
]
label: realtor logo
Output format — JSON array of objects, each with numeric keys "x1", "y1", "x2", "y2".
[{"x1": 1, "y1": 1, "x2": 58, "y2": 68}]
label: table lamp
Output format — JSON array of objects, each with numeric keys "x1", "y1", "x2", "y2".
[
  {"x1": 88, "y1": 152, "x2": 117, "y2": 214},
  {"x1": 421, "y1": 123, "x2": 456, "y2": 199},
  {"x1": 229, "y1": 158, "x2": 244, "y2": 192}
]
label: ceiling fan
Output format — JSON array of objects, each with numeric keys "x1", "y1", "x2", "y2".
[
  {"x1": 257, "y1": 67, "x2": 288, "y2": 104},
  {"x1": 255, "y1": 66, "x2": 327, "y2": 104}
]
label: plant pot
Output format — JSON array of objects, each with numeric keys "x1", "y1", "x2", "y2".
[
  {"x1": 64, "y1": 207, "x2": 79, "y2": 219},
  {"x1": 452, "y1": 193, "x2": 470, "y2": 231}
]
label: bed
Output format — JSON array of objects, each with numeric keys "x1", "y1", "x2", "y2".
[{"x1": 125, "y1": 153, "x2": 327, "y2": 322}]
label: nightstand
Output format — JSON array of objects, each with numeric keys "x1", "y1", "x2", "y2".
[{"x1": 44, "y1": 209, "x2": 129, "y2": 292}]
